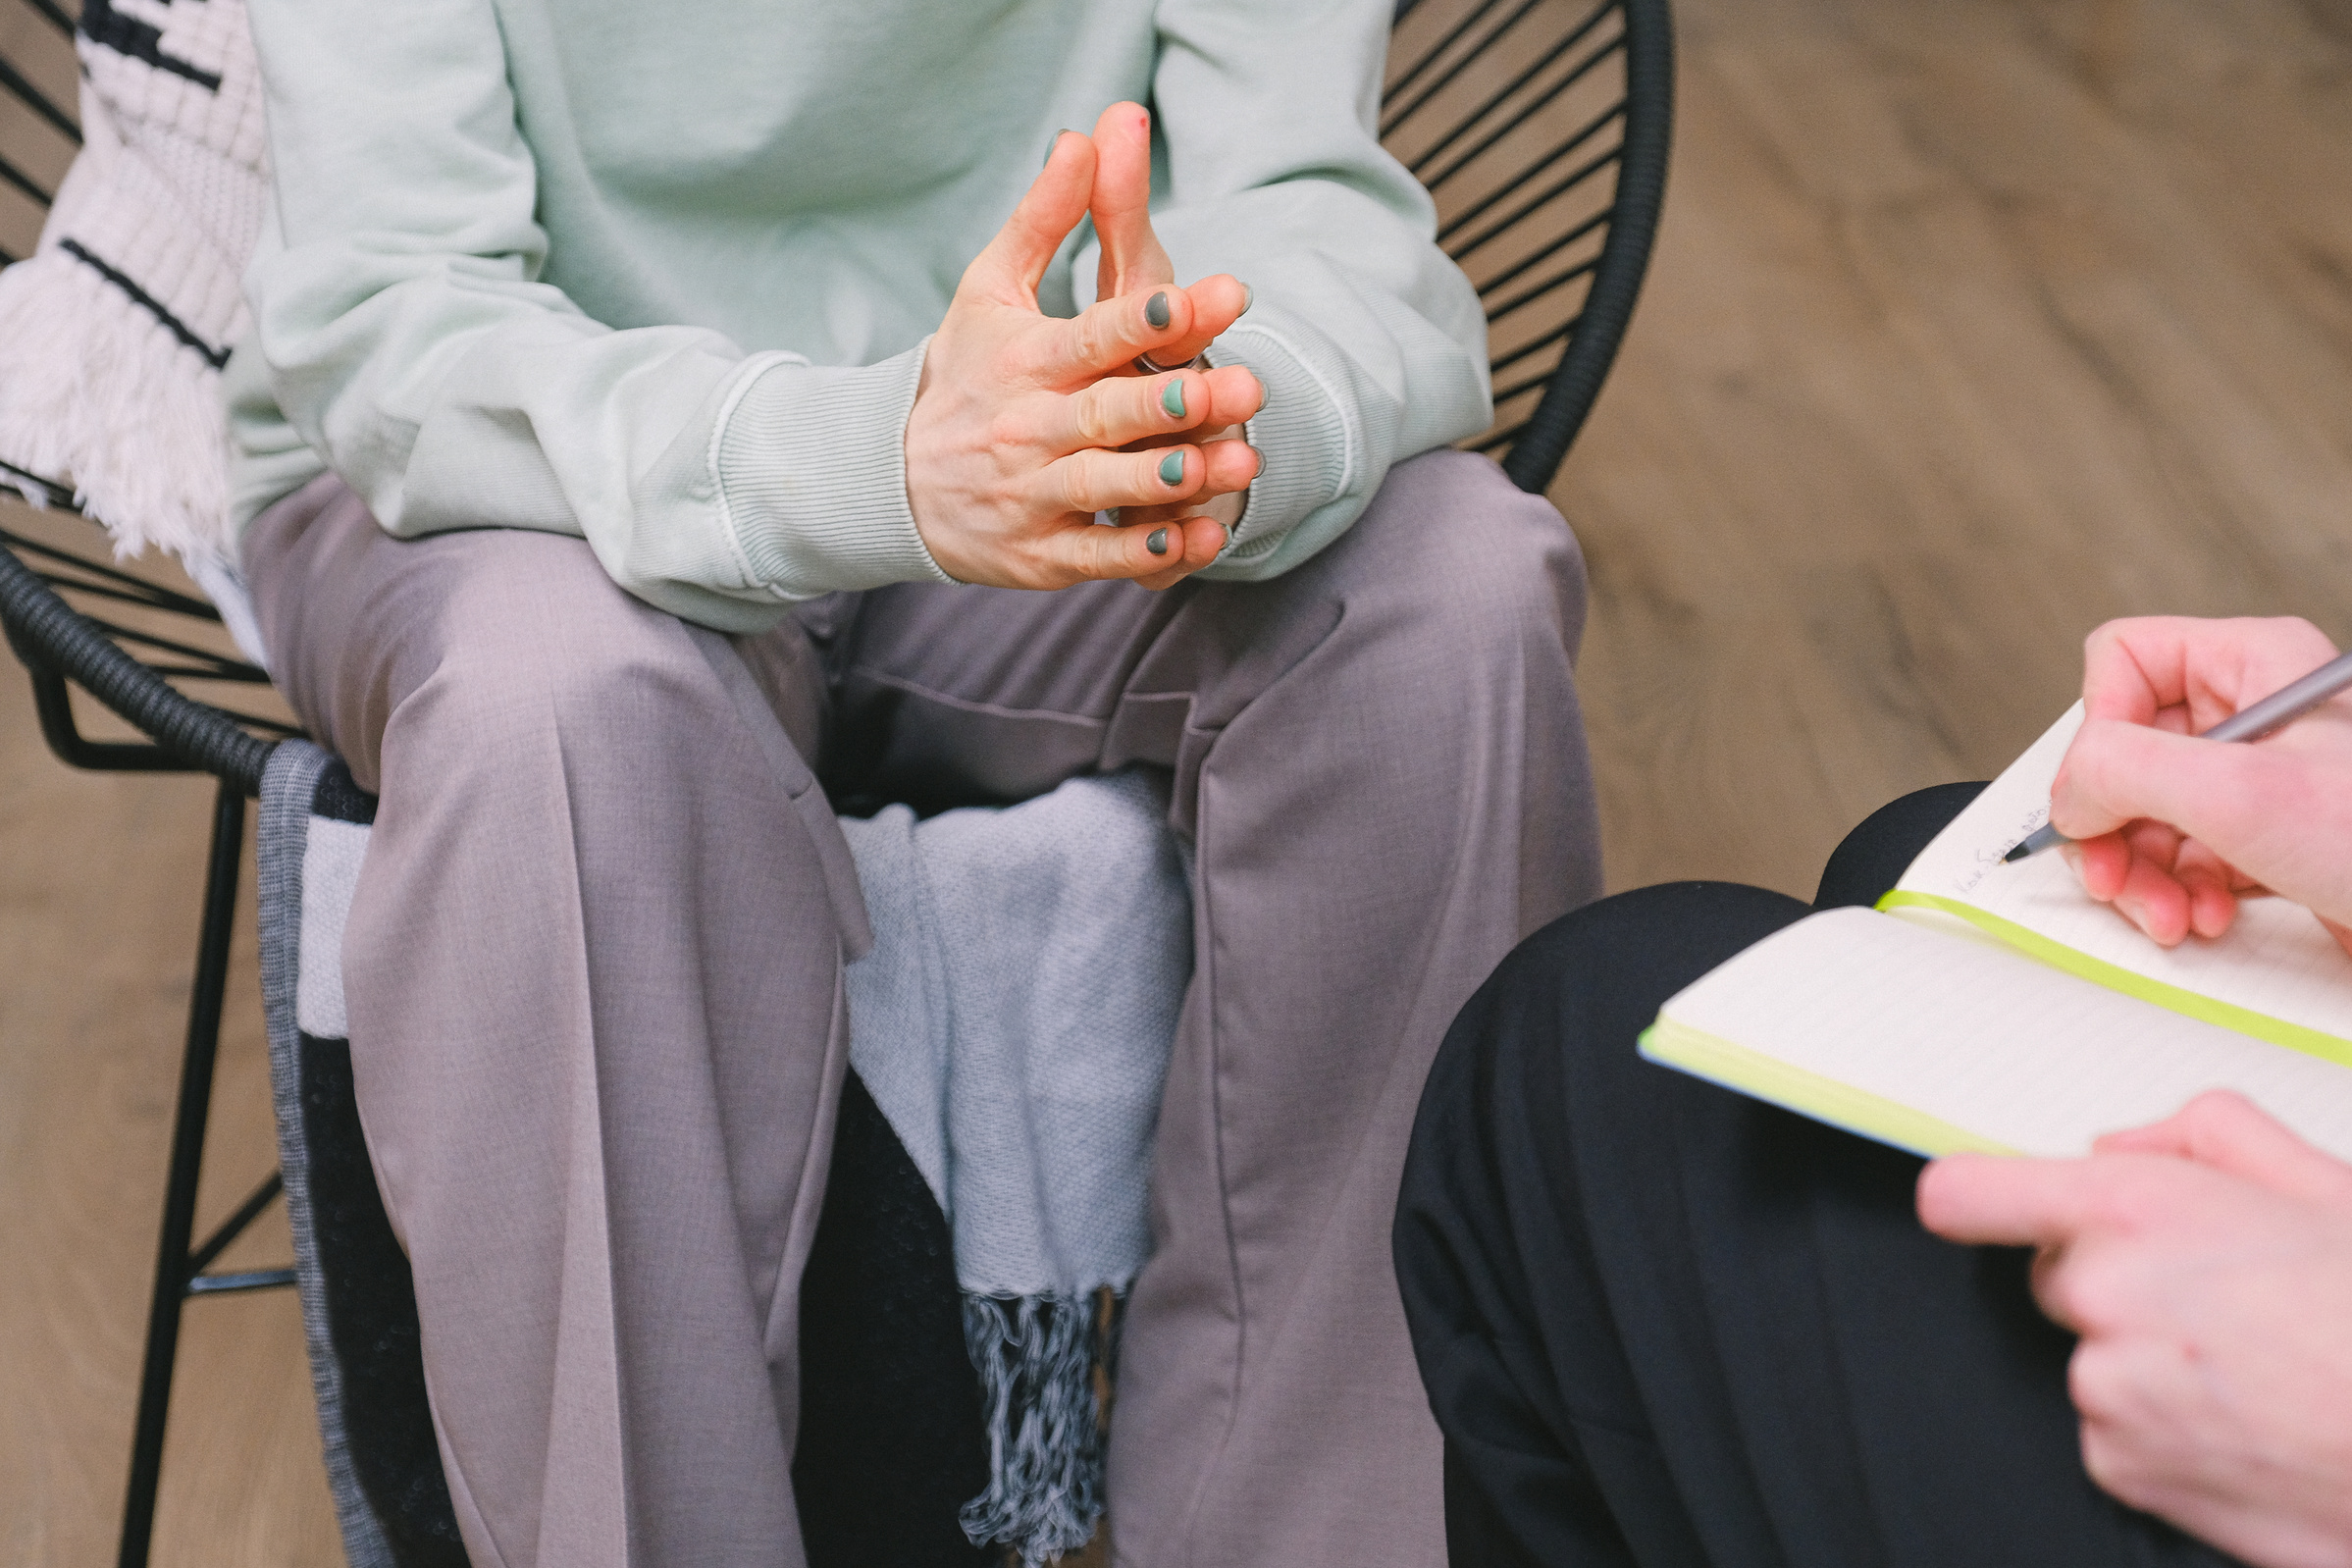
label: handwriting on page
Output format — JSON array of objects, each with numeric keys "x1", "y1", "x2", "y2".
[
  {"x1": 1901, "y1": 707, "x2": 2081, "y2": 903},
  {"x1": 1956, "y1": 801, "x2": 2047, "y2": 897}
]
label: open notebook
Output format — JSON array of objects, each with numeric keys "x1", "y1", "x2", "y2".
[{"x1": 1639, "y1": 706, "x2": 2352, "y2": 1161}]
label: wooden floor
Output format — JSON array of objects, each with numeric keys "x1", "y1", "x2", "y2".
[
  {"x1": 1574, "y1": 0, "x2": 2352, "y2": 896},
  {"x1": 4, "y1": 0, "x2": 2351, "y2": 1561}
]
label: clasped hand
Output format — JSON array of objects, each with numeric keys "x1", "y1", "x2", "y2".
[{"x1": 906, "y1": 104, "x2": 1262, "y2": 592}]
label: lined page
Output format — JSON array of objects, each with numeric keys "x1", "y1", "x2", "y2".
[
  {"x1": 1895, "y1": 705, "x2": 2352, "y2": 1040},
  {"x1": 1659, "y1": 909, "x2": 2352, "y2": 1160}
]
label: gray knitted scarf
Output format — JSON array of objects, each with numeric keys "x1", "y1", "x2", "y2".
[{"x1": 840, "y1": 768, "x2": 1188, "y2": 1564}]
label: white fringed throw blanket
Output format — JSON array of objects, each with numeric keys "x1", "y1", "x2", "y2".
[{"x1": 0, "y1": 0, "x2": 265, "y2": 576}]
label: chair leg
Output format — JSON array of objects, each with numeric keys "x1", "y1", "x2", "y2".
[{"x1": 117, "y1": 780, "x2": 246, "y2": 1568}]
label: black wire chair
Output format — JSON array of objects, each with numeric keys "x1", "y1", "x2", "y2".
[
  {"x1": 1391, "y1": 0, "x2": 1673, "y2": 491},
  {"x1": 0, "y1": 0, "x2": 1671, "y2": 1563},
  {"x1": 0, "y1": 496, "x2": 287, "y2": 1568}
]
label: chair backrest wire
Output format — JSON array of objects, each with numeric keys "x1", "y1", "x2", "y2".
[
  {"x1": 1381, "y1": 0, "x2": 1672, "y2": 492},
  {"x1": 0, "y1": 0, "x2": 74, "y2": 266}
]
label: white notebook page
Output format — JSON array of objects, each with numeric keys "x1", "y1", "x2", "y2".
[
  {"x1": 1894, "y1": 705, "x2": 2352, "y2": 1040},
  {"x1": 1662, "y1": 909, "x2": 2352, "y2": 1160}
]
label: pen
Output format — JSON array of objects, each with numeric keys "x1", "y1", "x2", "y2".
[{"x1": 2005, "y1": 649, "x2": 2352, "y2": 862}]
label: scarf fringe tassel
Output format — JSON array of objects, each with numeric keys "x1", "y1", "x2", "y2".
[{"x1": 959, "y1": 1289, "x2": 1121, "y2": 1566}]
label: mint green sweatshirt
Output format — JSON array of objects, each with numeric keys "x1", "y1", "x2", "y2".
[{"x1": 226, "y1": 0, "x2": 1493, "y2": 633}]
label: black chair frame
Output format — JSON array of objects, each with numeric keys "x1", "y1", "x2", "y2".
[
  {"x1": 1389, "y1": 0, "x2": 1674, "y2": 493},
  {"x1": 0, "y1": 1, "x2": 1671, "y2": 1562},
  {"x1": 0, "y1": 462, "x2": 288, "y2": 1568}
]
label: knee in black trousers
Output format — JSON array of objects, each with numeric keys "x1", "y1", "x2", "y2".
[{"x1": 1394, "y1": 787, "x2": 2242, "y2": 1568}]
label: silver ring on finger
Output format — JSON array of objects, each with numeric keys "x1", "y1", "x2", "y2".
[{"x1": 1133, "y1": 349, "x2": 1210, "y2": 377}]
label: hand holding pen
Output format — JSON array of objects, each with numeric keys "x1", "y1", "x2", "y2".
[{"x1": 2022, "y1": 617, "x2": 2352, "y2": 955}]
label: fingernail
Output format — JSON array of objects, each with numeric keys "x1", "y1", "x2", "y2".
[
  {"x1": 1147, "y1": 528, "x2": 1170, "y2": 556},
  {"x1": 1240, "y1": 283, "x2": 1254, "y2": 314},
  {"x1": 1159, "y1": 450, "x2": 1185, "y2": 487},
  {"x1": 1045, "y1": 131, "x2": 1072, "y2": 168},
  {"x1": 1161, "y1": 379, "x2": 1185, "y2": 418},
  {"x1": 1145, "y1": 291, "x2": 1171, "y2": 330}
]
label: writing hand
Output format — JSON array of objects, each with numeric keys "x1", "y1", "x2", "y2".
[
  {"x1": 904, "y1": 130, "x2": 1259, "y2": 589},
  {"x1": 1919, "y1": 1091, "x2": 2352, "y2": 1568},
  {"x1": 2049, "y1": 616, "x2": 2352, "y2": 955}
]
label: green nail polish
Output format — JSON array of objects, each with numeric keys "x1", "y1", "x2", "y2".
[
  {"x1": 1045, "y1": 131, "x2": 1072, "y2": 168},
  {"x1": 1159, "y1": 450, "x2": 1185, "y2": 486},
  {"x1": 1145, "y1": 291, "x2": 1171, "y2": 330},
  {"x1": 1147, "y1": 528, "x2": 1170, "y2": 556},
  {"x1": 1241, "y1": 283, "x2": 1254, "y2": 314},
  {"x1": 1161, "y1": 380, "x2": 1185, "y2": 418}
]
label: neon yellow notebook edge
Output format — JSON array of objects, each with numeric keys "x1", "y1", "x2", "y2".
[
  {"x1": 1637, "y1": 1019, "x2": 2019, "y2": 1160},
  {"x1": 1876, "y1": 891, "x2": 2352, "y2": 1071}
]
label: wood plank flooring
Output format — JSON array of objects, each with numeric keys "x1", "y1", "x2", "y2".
[
  {"x1": 1569, "y1": 0, "x2": 2352, "y2": 897},
  {"x1": 2, "y1": 0, "x2": 2350, "y2": 1561}
]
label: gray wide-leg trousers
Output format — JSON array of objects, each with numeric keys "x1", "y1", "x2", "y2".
[{"x1": 243, "y1": 448, "x2": 1603, "y2": 1568}]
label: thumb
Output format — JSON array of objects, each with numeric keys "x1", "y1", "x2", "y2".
[
  {"x1": 2094, "y1": 1090, "x2": 2352, "y2": 1204},
  {"x1": 1090, "y1": 101, "x2": 1174, "y2": 300},
  {"x1": 966, "y1": 131, "x2": 1099, "y2": 305}
]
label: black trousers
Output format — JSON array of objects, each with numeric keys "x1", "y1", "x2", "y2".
[{"x1": 1393, "y1": 785, "x2": 2244, "y2": 1568}]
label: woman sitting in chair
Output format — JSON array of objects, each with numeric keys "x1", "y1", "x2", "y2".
[
  {"x1": 226, "y1": 2, "x2": 1604, "y2": 1564},
  {"x1": 1400, "y1": 612, "x2": 2352, "y2": 1568}
]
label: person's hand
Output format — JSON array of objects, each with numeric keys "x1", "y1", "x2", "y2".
[
  {"x1": 1919, "y1": 1091, "x2": 2352, "y2": 1568},
  {"x1": 2049, "y1": 616, "x2": 2352, "y2": 955},
  {"x1": 1079, "y1": 101, "x2": 1258, "y2": 588},
  {"x1": 904, "y1": 127, "x2": 1262, "y2": 590}
]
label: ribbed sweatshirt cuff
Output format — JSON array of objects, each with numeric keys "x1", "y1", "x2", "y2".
[
  {"x1": 712, "y1": 340, "x2": 953, "y2": 597},
  {"x1": 1217, "y1": 317, "x2": 1355, "y2": 566}
]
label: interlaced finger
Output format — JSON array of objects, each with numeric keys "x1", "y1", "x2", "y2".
[
  {"x1": 1042, "y1": 444, "x2": 1203, "y2": 516},
  {"x1": 1138, "y1": 273, "x2": 1253, "y2": 370},
  {"x1": 1131, "y1": 514, "x2": 1231, "y2": 590},
  {"x1": 1089, "y1": 101, "x2": 1174, "y2": 302},
  {"x1": 1050, "y1": 370, "x2": 1211, "y2": 456},
  {"x1": 1113, "y1": 436, "x2": 1262, "y2": 529},
  {"x1": 962, "y1": 131, "x2": 1099, "y2": 305},
  {"x1": 1032, "y1": 511, "x2": 1223, "y2": 587},
  {"x1": 1023, "y1": 284, "x2": 1206, "y2": 387}
]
